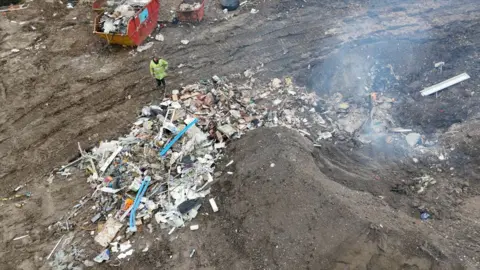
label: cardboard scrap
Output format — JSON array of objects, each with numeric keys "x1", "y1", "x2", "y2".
[{"x1": 94, "y1": 217, "x2": 123, "y2": 247}]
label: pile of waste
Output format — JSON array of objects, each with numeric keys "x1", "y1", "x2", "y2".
[
  {"x1": 99, "y1": 0, "x2": 149, "y2": 34},
  {"x1": 178, "y1": 2, "x2": 201, "y2": 11},
  {"x1": 54, "y1": 68, "x2": 445, "y2": 265},
  {"x1": 53, "y1": 71, "x2": 343, "y2": 264}
]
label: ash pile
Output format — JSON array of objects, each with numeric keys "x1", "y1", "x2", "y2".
[
  {"x1": 52, "y1": 71, "x2": 343, "y2": 265},
  {"x1": 99, "y1": 0, "x2": 149, "y2": 34}
]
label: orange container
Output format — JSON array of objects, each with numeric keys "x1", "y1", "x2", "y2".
[
  {"x1": 176, "y1": 0, "x2": 205, "y2": 22},
  {"x1": 92, "y1": 0, "x2": 160, "y2": 46}
]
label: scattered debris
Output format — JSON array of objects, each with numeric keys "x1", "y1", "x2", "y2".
[
  {"x1": 190, "y1": 224, "x2": 199, "y2": 231},
  {"x1": 99, "y1": 4, "x2": 137, "y2": 34},
  {"x1": 179, "y1": 2, "x2": 201, "y2": 11},
  {"x1": 155, "y1": 34, "x2": 164, "y2": 41},
  {"x1": 250, "y1": 8, "x2": 259, "y2": 14},
  {"x1": 93, "y1": 249, "x2": 110, "y2": 263},
  {"x1": 434, "y1": 61, "x2": 445, "y2": 68},
  {"x1": 271, "y1": 78, "x2": 282, "y2": 89},
  {"x1": 390, "y1": 128, "x2": 413, "y2": 133},
  {"x1": 137, "y1": 42, "x2": 154, "y2": 52},
  {"x1": 118, "y1": 249, "x2": 134, "y2": 259},
  {"x1": 47, "y1": 235, "x2": 65, "y2": 260},
  {"x1": 94, "y1": 218, "x2": 123, "y2": 247},
  {"x1": 412, "y1": 175, "x2": 436, "y2": 194},
  {"x1": 0, "y1": 4, "x2": 29, "y2": 12},
  {"x1": 420, "y1": 211, "x2": 431, "y2": 221},
  {"x1": 405, "y1": 133, "x2": 421, "y2": 147},
  {"x1": 181, "y1": 39, "x2": 190, "y2": 45},
  {"x1": 189, "y1": 248, "x2": 196, "y2": 258},
  {"x1": 420, "y1": 73, "x2": 470, "y2": 96},
  {"x1": 209, "y1": 198, "x2": 219, "y2": 212}
]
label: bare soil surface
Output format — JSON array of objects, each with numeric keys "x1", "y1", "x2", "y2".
[{"x1": 1, "y1": 0, "x2": 480, "y2": 269}]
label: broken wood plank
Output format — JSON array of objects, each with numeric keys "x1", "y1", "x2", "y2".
[{"x1": 420, "y1": 73, "x2": 470, "y2": 96}]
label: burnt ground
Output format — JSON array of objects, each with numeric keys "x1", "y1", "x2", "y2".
[{"x1": 1, "y1": 0, "x2": 480, "y2": 269}]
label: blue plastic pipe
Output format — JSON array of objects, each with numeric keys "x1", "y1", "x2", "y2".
[
  {"x1": 129, "y1": 176, "x2": 151, "y2": 232},
  {"x1": 159, "y1": 118, "x2": 198, "y2": 156}
]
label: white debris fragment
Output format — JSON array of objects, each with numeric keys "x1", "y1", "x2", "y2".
[
  {"x1": 136, "y1": 42, "x2": 154, "y2": 52},
  {"x1": 118, "y1": 249, "x2": 134, "y2": 259},
  {"x1": 229, "y1": 110, "x2": 241, "y2": 119},
  {"x1": 214, "y1": 142, "x2": 226, "y2": 149},
  {"x1": 244, "y1": 69, "x2": 254, "y2": 78},
  {"x1": 420, "y1": 73, "x2": 470, "y2": 96},
  {"x1": 110, "y1": 242, "x2": 119, "y2": 253},
  {"x1": 155, "y1": 34, "x2": 164, "y2": 41},
  {"x1": 273, "y1": 99, "x2": 282, "y2": 106},
  {"x1": 270, "y1": 163, "x2": 275, "y2": 168},
  {"x1": 209, "y1": 198, "x2": 219, "y2": 212},
  {"x1": 11, "y1": 49, "x2": 20, "y2": 53},
  {"x1": 212, "y1": 75, "x2": 221, "y2": 83},
  {"x1": 190, "y1": 224, "x2": 199, "y2": 231},
  {"x1": 271, "y1": 78, "x2": 282, "y2": 89},
  {"x1": 94, "y1": 218, "x2": 123, "y2": 247},
  {"x1": 181, "y1": 40, "x2": 190, "y2": 45},
  {"x1": 119, "y1": 241, "x2": 132, "y2": 252},
  {"x1": 405, "y1": 133, "x2": 421, "y2": 147},
  {"x1": 250, "y1": 8, "x2": 259, "y2": 14},
  {"x1": 218, "y1": 125, "x2": 236, "y2": 137}
]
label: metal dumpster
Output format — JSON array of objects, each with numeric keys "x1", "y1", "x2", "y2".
[
  {"x1": 93, "y1": 0, "x2": 160, "y2": 46},
  {"x1": 176, "y1": 0, "x2": 205, "y2": 22}
]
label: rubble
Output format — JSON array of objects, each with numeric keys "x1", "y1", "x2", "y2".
[
  {"x1": 178, "y1": 2, "x2": 201, "y2": 11},
  {"x1": 55, "y1": 73, "x2": 388, "y2": 264},
  {"x1": 136, "y1": 42, "x2": 154, "y2": 52}
]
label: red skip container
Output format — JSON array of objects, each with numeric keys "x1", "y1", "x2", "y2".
[
  {"x1": 176, "y1": 0, "x2": 206, "y2": 22},
  {"x1": 92, "y1": 0, "x2": 160, "y2": 46}
]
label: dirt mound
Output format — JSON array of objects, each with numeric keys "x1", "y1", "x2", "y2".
[{"x1": 198, "y1": 127, "x2": 455, "y2": 269}]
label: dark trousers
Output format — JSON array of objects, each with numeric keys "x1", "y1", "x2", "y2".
[{"x1": 156, "y1": 78, "x2": 166, "y2": 89}]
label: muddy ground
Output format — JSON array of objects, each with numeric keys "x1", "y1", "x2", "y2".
[{"x1": 1, "y1": 0, "x2": 480, "y2": 269}]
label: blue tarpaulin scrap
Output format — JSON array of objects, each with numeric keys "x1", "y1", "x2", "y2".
[{"x1": 139, "y1": 8, "x2": 149, "y2": 23}]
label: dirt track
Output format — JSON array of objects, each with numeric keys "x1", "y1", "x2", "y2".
[{"x1": 1, "y1": 0, "x2": 480, "y2": 269}]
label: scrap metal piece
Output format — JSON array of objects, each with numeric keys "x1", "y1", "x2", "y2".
[{"x1": 420, "y1": 73, "x2": 470, "y2": 96}]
